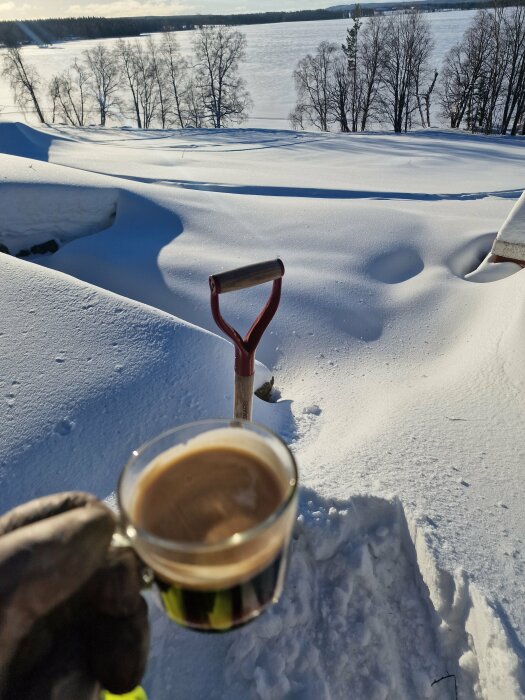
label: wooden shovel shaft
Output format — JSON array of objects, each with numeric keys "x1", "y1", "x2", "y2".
[{"x1": 234, "y1": 373, "x2": 255, "y2": 421}]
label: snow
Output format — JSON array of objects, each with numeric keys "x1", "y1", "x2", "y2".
[
  {"x1": 491, "y1": 190, "x2": 525, "y2": 262},
  {"x1": 1, "y1": 121, "x2": 525, "y2": 698},
  {"x1": 0, "y1": 129, "x2": 118, "y2": 254},
  {"x1": 465, "y1": 258, "x2": 523, "y2": 283},
  {"x1": 466, "y1": 191, "x2": 525, "y2": 280}
]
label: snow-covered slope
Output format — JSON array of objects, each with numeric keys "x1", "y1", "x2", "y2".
[{"x1": 1, "y1": 122, "x2": 524, "y2": 698}]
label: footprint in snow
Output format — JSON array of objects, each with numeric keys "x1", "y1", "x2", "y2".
[
  {"x1": 303, "y1": 404, "x2": 322, "y2": 416},
  {"x1": 54, "y1": 419, "x2": 74, "y2": 436},
  {"x1": 366, "y1": 247, "x2": 424, "y2": 284}
]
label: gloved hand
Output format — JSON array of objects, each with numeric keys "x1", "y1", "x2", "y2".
[{"x1": 0, "y1": 492, "x2": 149, "y2": 700}]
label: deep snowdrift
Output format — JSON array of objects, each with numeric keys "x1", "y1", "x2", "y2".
[
  {"x1": 1, "y1": 122, "x2": 524, "y2": 698},
  {"x1": 0, "y1": 154, "x2": 118, "y2": 255}
]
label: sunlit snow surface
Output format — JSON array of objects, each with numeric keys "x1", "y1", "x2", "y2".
[{"x1": 1, "y1": 122, "x2": 525, "y2": 698}]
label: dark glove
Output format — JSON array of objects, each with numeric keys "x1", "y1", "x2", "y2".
[{"x1": 0, "y1": 492, "x2": 149, "y2": 700}]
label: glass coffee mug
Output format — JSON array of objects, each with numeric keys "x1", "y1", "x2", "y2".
[{"x1": 117, "y1": 419, "x2": 298, "y2": 632}]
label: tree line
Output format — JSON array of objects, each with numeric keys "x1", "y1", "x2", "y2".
[
  {"x1": 0, "y1": 3, "x2": 518, "y2": 48},
  {"x1": 2, "y1": 27, "x2": 251, "y2": 129},
  {"x1": 290, "y1": 5, "x2": 525, "y2": 135},
  {"x1": 290, "y1": 11, "x2": 436, "y2": 134},
  {"x1": 441, "y1": 5, "x2": 525, "y2": 134},
  {"x1": 0, "y1": 10, "x2": 343, "y2": 48}
]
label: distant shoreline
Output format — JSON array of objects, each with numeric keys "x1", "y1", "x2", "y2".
[{"x1": 0, "y1": 2, "x2": 512, "y2": 48}]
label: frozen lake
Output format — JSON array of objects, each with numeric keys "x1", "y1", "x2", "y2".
[{"x1": 0, "y1": 11, "x2": 477, "y2": 129}]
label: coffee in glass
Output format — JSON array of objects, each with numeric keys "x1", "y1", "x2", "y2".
[{"x1": 118, "y1": 420, "x2": 298, "y2": 632}]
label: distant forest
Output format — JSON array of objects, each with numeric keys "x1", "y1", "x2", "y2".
[
  {"x1": 1, "y1": 11, "x2": 340, "y2": 47},
  {"x1": 0, "y1": 2, "x2": 504, "y2": 48}
]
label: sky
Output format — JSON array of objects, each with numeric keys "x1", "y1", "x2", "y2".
[{"x1": 0, "y1": 0, "x2": 346, "y2": 21}]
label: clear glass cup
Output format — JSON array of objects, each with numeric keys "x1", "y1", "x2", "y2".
[{"x1": 118, "y1": 419, "x2": 298, "y2": 632}]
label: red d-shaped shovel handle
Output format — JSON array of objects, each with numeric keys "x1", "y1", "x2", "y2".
[{"x1": 209, "y1": 259, "x2": 284, "y2": 377}]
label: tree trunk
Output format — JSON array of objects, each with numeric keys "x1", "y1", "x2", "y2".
[
  {"x1": 417, "y1": 95, "x2": 425, "y2": 127},
  {"x1": 28, "y1": 87, "x2": 45, "y2": 123}
]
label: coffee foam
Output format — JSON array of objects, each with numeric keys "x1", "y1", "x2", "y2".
[{"x1": 136, "y1": 427, "x2": 289, "y2": 488}]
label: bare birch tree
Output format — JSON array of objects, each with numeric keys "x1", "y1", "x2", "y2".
[
  {"x1": 440, "y1": 7, "x2": 525, "y2": 135},
  {"x1": 2, "y1": 47, "x2": 45, "y2": 123},
  {"x1": 193, "y1": 26, "x2": 252, "y2": 128},
  {"x1": 49, "y1": 59, "x2": 90, "y2": 126},
  {"x1": 290, "y1": 17, "x2": 386, "y2": 133},
  {"x1": 500, "y1": 5, "x2": 525, "y2": 134},
  {"x1": 116, "y1": 39, "x2": 142, "y2": 127},
  {"x1": 481, "y1": 8, "x2": 507, "y2": 132},
  {"x1": 290, "y1": 41, "x2": 337, "y2": 132},
  {"x1": 330, "y1": 51, "x2": 352, "y2": 132},
  {"x1": 132, "y1": 41, "x2": 158, "y2": 128},
  {"x1": 83, "y1": 44, "x2": 121, "y2": 126},
  {"x1": 49, "y1": 76, "x2": 60, "y2": 123},
  {"x1": 162, "y1": 32, "x2": 189, "y2": 128},
  {"x1": 184, "y1": 77, "x2": 206, "y2": 127},
  {"x1": 148, "y1": 36, "x2": 169, "y2": 128},
  {"x1": 440, "y1": 11, "x2": 495, "y2": 130},
  {"x1": 380, "y1": 12, "x2": 433, "y2": 133},
  {"x1": 418, "y1": 69, "x2": 439, "y2": 127},
  {"x1": 359, "y1": 16, "x2": 385, "y2": 131}
]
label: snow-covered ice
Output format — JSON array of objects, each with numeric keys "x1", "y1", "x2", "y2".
[
  {"x1": 0, "y1": 13, "x2": 477, "y2": 130},
  {"x1": 1, "y1": 122, "x2": 525, "y2": 698}
]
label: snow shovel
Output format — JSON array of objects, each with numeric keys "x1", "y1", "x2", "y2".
[{"x1": 209, "y1": 259, "x2": 285, "y2": 421}]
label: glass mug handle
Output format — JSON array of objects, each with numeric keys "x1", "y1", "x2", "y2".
[{"x1": 110, "y1": 529, "x2": 155, "y2": 588}]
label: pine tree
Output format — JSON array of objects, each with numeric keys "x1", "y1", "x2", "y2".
[
  {"x1": 343, "y1": 8, "x2": 362, "y2": 75},
  {"x1": 342, "y1": 8, "x2": 362, "y2": 131}
]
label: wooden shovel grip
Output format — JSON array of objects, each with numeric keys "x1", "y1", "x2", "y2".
[{"x1": 209, "y1": 259, "x2": 284, "y2": 294}]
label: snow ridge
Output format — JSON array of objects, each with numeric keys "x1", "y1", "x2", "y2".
[{"x1": 226, "y1": 493, "x2": 445, "y2": 700}]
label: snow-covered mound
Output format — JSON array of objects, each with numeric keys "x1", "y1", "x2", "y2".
[
  {"x1": 0, "y1": 121, "x2": 67, "y2": 160},
  {"x1": 0, "y1": 255, "x2": 275, "y2": 510},
  {"x1": 0, "y1": 152, "x2": 118, "y2": 254},
  {"x1": 1, "y1": 122, "x2": 525, "y2": 698}
]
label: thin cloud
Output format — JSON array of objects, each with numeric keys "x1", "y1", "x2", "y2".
[
  {"x1": 0, "y1": 0, "x2": 333, "y2": 21},
  {"x1": 67, "y1": 0, "x2": 190, "y2": 17},
  {"x1": 0, "y1": 2, "x2": 35, "y2": 20},
  {"x1": 0, "y1": 1, "x2": 16, "y2": 18},
  {"x1": 66, "y1": 1, "x2": 312, "y2": 18}
]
